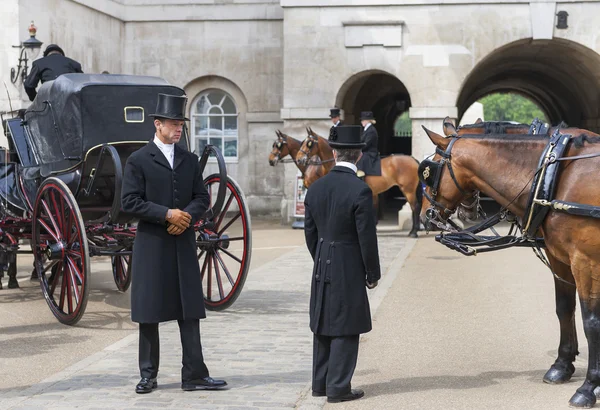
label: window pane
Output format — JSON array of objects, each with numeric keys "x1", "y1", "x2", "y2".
[
  {"x1": 194, "y1": 116, "x2": 208, "y2": 136},
  {"x1": 209, "y1": 116, "x2": 223, "y2": 132},
  {"x1": 209, "y1": 137, "x2": 223, "y2": 152},
  {"x1": 194, "y1": 137, "x2": 208, "y2": 156},
  {"x1": 195, "y1": 95, "x2": 210, "y2": 114},
  {"x1": 222, "y1": 96, "x2": 237, "y2": 114},
  {"x1": 209, "y1": 106, "x2": 222, "y2": 115},
  {"x1": 224, "y1": 116, "x2": 237, "y2": 135},
  {"x1": 208, "y1": 91, "x2": 225, "y2": 106},
  {"x1": 224, "y1": 139, "x2": 237, "y2": 158}
]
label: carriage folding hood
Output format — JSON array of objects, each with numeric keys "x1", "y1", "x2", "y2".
[{"x1": 24, "y1": 73, "x2": 189, "y2": 167}]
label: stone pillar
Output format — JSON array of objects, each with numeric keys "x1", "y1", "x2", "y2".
[{"x1": 409, "y1": 106, "x2": 458, "y2": 161}]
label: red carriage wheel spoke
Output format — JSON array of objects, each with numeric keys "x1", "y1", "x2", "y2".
[
  {"x1": 49, "y1": 262, "x2": 62, "y2": 297},
  {"x1": 197, "y1": 250, "x2": 205, "y2": 261},
  {"x1": 67, "y1": 257, "x2": 84, "y2": 286},
  {"x1": 212, "y1": 254, "x2": 225, "y2": 300},
  {"x1": 207, "y1": 255, "x2": 213, "y2": 300},
  {"x1": 65, "y1": 265, "x2": 74, "y2": 314},
  {"x1": 214, "y1": 250, "x2": 235, "y2": 287},
  {"x1": 41, "y1": 199, "x2": 62, "y2": 240},
  {"x1": 217, "y1": 246, "x2": 242, "y2": 264},
  {"x1": 59, "y1": 265, "x2": 67, "y2": 311},
  {"x1": 49, "y1": 191, "x2": 64, "y2": 234},
  {"x1": 218, "y1": 212, "x2": 241, "y2": 235},
  {"x1": 38, "y1": 218, "x2": 60, "y2": 243},
  {"x1": 200, "y1": 252, "x2": 209, "y2": 280},
  {"x1": 215, "y1": 193, "x2": 234, "y2": 230},
  {"x1": 67, "y1": 263, "x2": 81, "y2": 305},
  {"x1": 67, "y1": 250, "x2": 82, "y2": 259}
]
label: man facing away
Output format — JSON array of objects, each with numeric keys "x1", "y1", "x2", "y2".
[
  {"x1": 24, "y1": 44, "x2": 83, "y2": 101},
  {"x1": 303, "y1": 124, "x2": 381, "y2": 403},
  {"x1": 121, "y1": 93, "x2": 227, "y2": 394}
]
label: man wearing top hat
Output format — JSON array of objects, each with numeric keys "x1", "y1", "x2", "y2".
[
  {"x1": 303, "y1": 125, "x2": 381, "y2": 403},
  {"x1": 329, "y1": 107, "x2": 343, "y2": 140},
  {"x1": 122, "y1": 93, "x2": 227, "y2": 394},
  {"x1": 24, "y1": 44, "x2": 83, "y2": 102},
  {"x1": 356, "y1": 111, "x2": 381, "y2": 179}
]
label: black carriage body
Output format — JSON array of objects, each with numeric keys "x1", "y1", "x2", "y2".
[{"x1": 4, "y1": 74, "x2": 190, "y2": 221}]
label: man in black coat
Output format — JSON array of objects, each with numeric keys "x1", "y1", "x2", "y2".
[
  {"x1": 122, "y1": 93, "x2": 227, "y2": 394},
  {"x1": 356, "y1": 111, "x2": 382, "y2": 178},
  {"x1": 303, "y1": 125, "x2": 381, "y2": 403},
  {"x1": 329, "y1": 107, "x2": 343, "y2": 140},
  {"x1": 24, "y1": 44, "x2": 83, "y2": 101}
]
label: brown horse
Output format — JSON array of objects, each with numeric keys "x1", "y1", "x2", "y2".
[
  {"x1": 296, "y1": 127, "x2": 423, "y2": 238},
  {"x1": 421, "y1": 125, "x2": 600, "y2": 408},
  {"x1": 268, "y1": 130, "x2": 305, "y2": 173}
]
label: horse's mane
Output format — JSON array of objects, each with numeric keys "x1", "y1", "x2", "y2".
[
  {"x1": 456, "y1": 131, "x2": 600, "y2": 148},
  {"x1": 277, "y1": 131, "x2": 302, "y2": 145},
  {"x1": 571, "y1": 133, "x2": 600, "y2": 148}
]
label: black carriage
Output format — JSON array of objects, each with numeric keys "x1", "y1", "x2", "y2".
[{"x1": 0, "y1": 74, "x2": 251, "y2": 325}]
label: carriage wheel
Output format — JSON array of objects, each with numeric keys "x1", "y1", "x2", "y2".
[
  {"x1": 199, "y1": 174, "x2": 252, "y2": 311},
  {"x1": 33, "y1": 177, "x2": 90, "y2": 326},
  {"x1": 111, "y1": 253, "x2": 132, "y2": 292}
]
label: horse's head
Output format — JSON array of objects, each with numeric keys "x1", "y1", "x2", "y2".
[
  {"x1": 419, "y1": 126, "x2": 479, "y2": 231},
  {"x1": 296, "y1": 127, "x2": 321, "y2": 167},
  {"x1": 269, "y1": 130, "x2": 290, "y2": 166}
]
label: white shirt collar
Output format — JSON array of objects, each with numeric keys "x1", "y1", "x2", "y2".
[
  {"x1": 336, "y1": 161, "x2": 357, "y2": 173},
  {"x1": 153, "y1": 134, "x2": 174, "y2": 167},
  {"x1": 364, "y1": 123, "x2": 372, "y2": 131},
  {"x1": 334, "y1": 120, "x2": 340, "y2": 127}
]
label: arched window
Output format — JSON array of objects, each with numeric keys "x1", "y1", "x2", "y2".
[{"x1": 191, "y1": 89, "x2": 238, "y2": 160}]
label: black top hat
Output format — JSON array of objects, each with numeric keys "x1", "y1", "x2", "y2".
[
  {"x1": 360, "y1": 111, "x2": 375, "y2": 121},
  {"x1": 43, "y1": 44, "x2": 65, "y2": 57},
  {"x1": 150, "y1": 93, "x2": 190, "y2": 121},
  {"x1": 329, "y1": 108, "x2": 341, "y2": 118},
  {"x1": 328, "y1": 125, "x2": 365, "y2": 149}
]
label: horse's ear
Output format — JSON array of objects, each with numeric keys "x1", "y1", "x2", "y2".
[
  {"x1": 422, "y1": 126, "x2": 450, "y2": 149},
  {"x1": 276, "y1": 130, "x2": 281, "y2": 138},
  {"x1": 475, "y1": 118, "x2": 483, "y2": 124},
  {"x1": 443, "y1": 116, "x2": 457, "y2": 137}
]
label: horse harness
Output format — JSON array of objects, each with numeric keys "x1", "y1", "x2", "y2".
[
  {"x1": 419, "y1": 129, "x2": 600, "y2": 285},
  {"x1": 299, "y1": 135, "x2": 335, "y2": 166}
]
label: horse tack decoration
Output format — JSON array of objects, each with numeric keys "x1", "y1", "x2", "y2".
[
  {"x1": 268, "y1": 130, "x2": 306, "y2": 174},
  {"x1": 420, "y1": 123, "x2": 600, "y2": 408}
]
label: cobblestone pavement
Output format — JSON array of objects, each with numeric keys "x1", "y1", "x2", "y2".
[{"x1": 0, "y1": 231, "x2": 412, "y2": 410}]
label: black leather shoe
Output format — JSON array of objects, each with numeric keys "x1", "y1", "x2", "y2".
[
  {"x1": 312, "y1": 390, "x2": 326, "y2": 397},
  {"x1": 327, "y1": 389, "x2": 365, "y2": 403},
  {"x1": 181, "y1": 376, "x2": 228, "y2": 391},
  {"x1": 135, "y1": 377, "x2": 157, "y2": 394}
]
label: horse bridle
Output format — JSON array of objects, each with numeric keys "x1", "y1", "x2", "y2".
[
  {"x1": 419, "y1": 137, "x2": 479, "y2": 230},
  {"x1": 271, "y1": 138, "x2": 287, "y2": 162},
  {"x1": 298, "y1": 134, "x2": 318, "y2": 159}
]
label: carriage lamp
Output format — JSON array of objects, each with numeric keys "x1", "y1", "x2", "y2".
[{"x1": 10, "y1": 21, "x2": 43, "y2": 84}]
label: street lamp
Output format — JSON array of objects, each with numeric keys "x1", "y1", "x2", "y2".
[{"x1": 10, "y1": 21, "x2": 43, "y2": 84}]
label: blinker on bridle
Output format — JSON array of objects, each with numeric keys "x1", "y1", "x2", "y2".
[{"x1": 419, "y1": 137, "x2": 477, "y2": 229}]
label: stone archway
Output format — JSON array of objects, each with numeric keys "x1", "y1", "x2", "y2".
[
  {"x1": 458, "y1": 38, "x2": 600, "y2": 131},
  {"x1": 336, "y1": 70, "x2": 412, "y2": 155},
  {"x1": 336, "y1": 70, "x2": 413, "y2": 219}
]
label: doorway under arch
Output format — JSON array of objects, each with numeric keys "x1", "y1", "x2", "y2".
[{"x1": 457, "y1": 38, "x2": 600, "y2": 130}]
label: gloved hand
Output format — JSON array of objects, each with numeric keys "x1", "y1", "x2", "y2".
[{"x1": 366, "y1": 280, "x2": 378, "y2": 289}]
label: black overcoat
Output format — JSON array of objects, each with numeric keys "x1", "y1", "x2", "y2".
[
  {"x1": 304, "y1": 166, "x2": 381, "y2": 336},
  {"x1": 24, "y1": 54, "x2": 83, "y2": 101},
  {"x1": 356, "y1": 125, "x2": 381, "y2": 176},
  {"x1": 121, "y1": 140, "x2": 210, "y2": 323},
  {"x1": 329, "y1": 120, "x2": 343, "y2": 140}
]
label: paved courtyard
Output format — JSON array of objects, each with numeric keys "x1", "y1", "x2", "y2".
[{"x1": 0, "y1": 223, "x2": 411, "y2": 410}]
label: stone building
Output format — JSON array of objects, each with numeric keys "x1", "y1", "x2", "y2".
[{"x1": 2, "y1": 0, "x2": 600, "y2": 222}]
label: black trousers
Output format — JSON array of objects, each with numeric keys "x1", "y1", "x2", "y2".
[
  {"x1": 139, "y1": 319, "x2": 209, "y2": 382},
  {"x1": 312, "y1": 333, "x2": 360, "y2": 397}
]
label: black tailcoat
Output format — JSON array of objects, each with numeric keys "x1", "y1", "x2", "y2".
[
  {"x1": 304, "y1": 166, "x2": 381, "y2": 336},
  {"x1": 121, "y1": 140, "x2": 210, "y2": 323},
  {"x1": 356, "y1": 124, "x2": 381, "y2": 176}
]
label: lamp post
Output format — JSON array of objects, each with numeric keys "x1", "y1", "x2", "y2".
[{"x1": 10, "y1": 21, "x2": 43, "y2": 84}]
